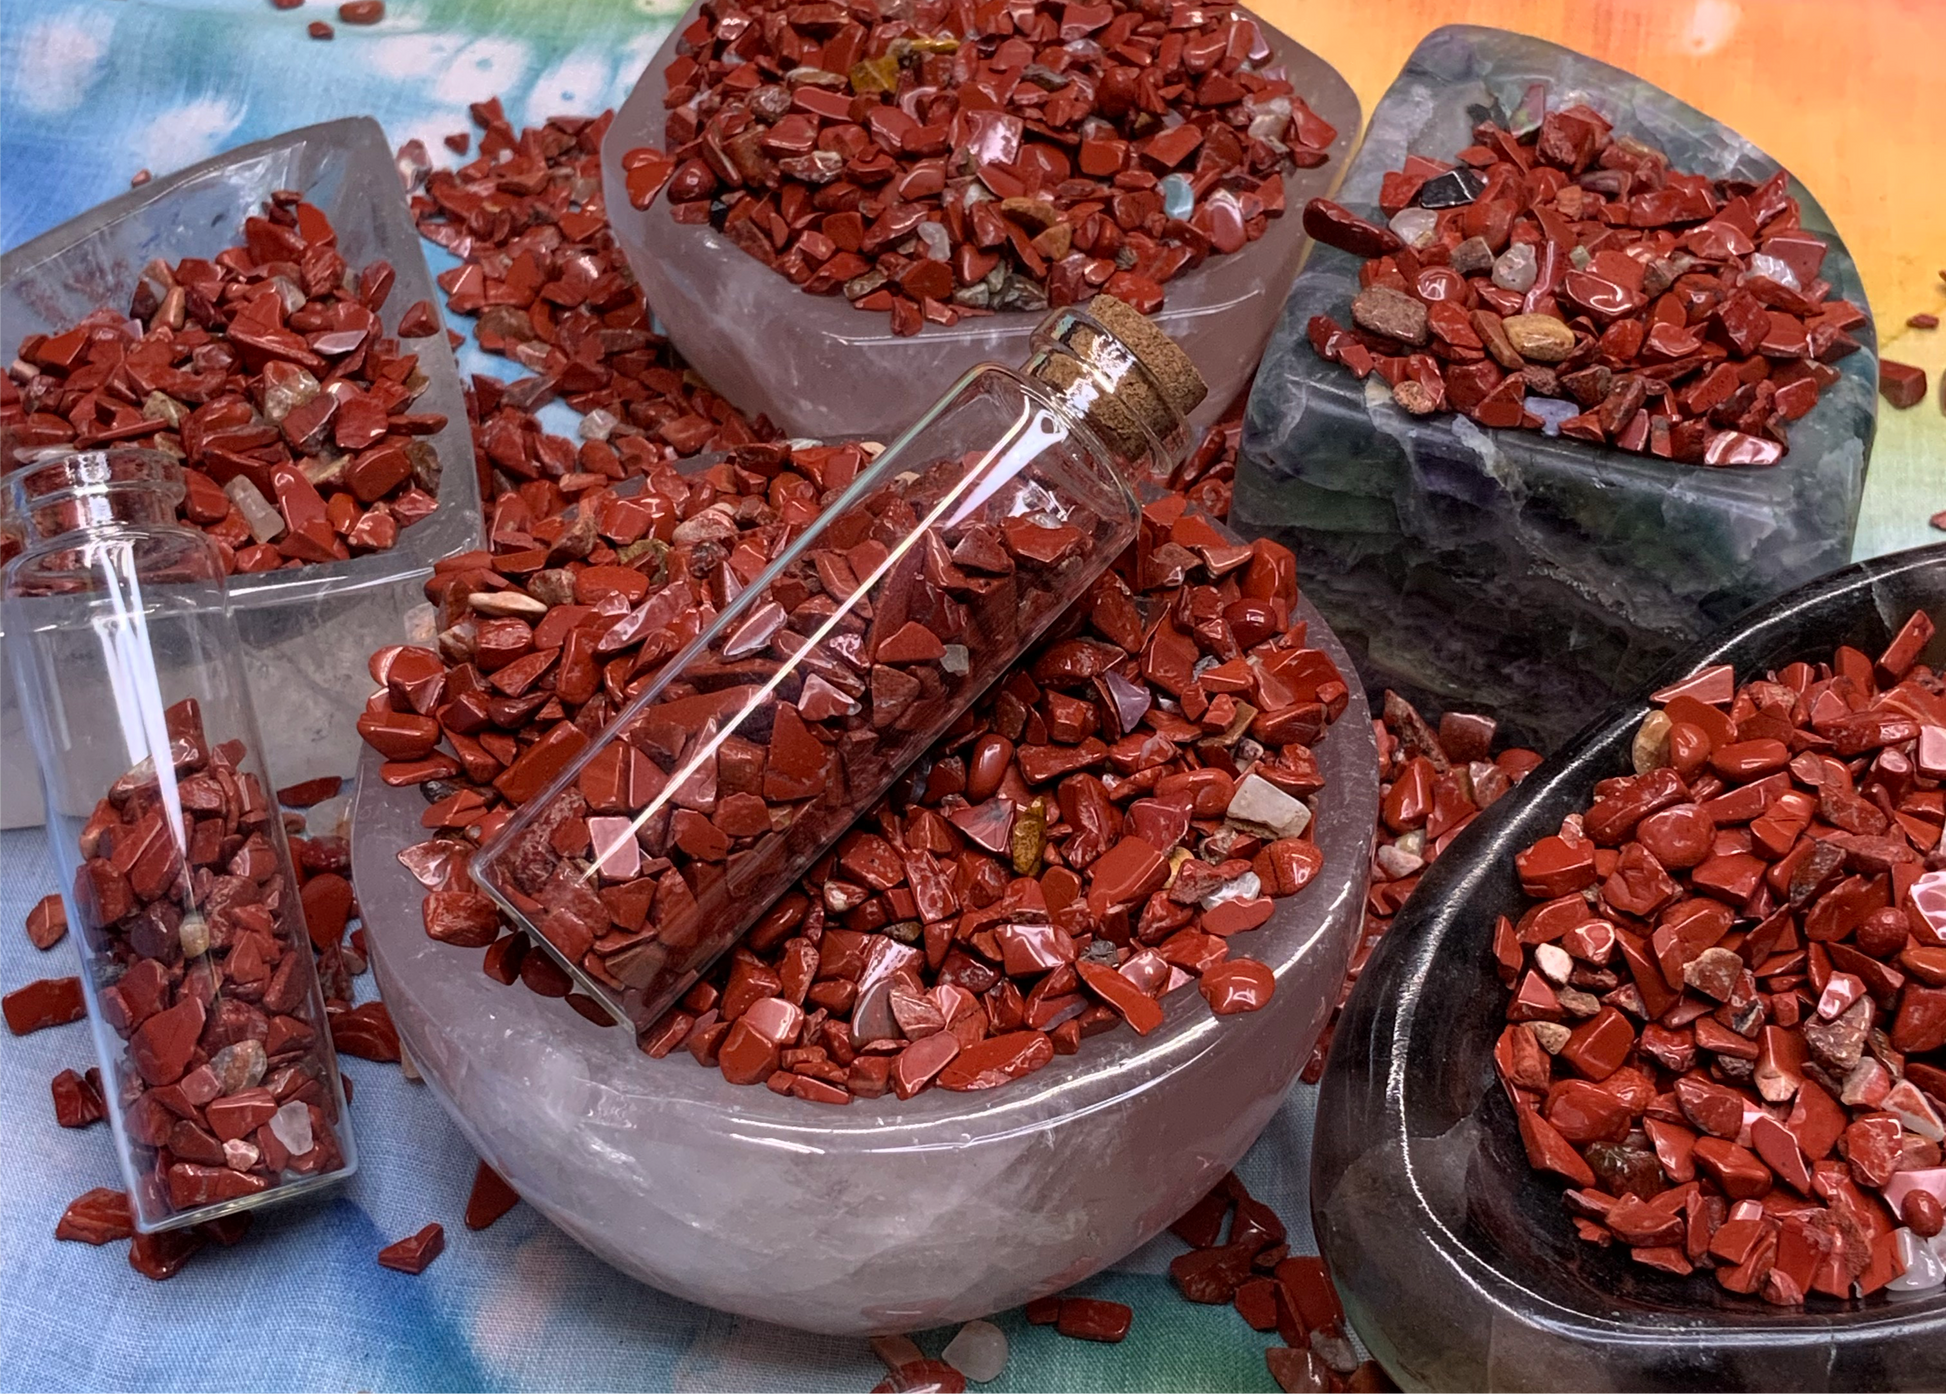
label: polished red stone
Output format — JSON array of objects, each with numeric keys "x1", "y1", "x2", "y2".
[
  {"x1": 1200, "y1": 959, "x2": 1276, "y2": 1015},
  {"x1": 50, "y1": 1066, "x2": 107, "y2": 1128},
  {"x1": 1881, "y1": 360, "x2": 1928, "y2": 409},
  {"x1": 464, "y1": 1160, "x2": 521, "y2": 1230},
  {"x1": 54, "y1": 1187, "x2": 134, "y2": 1245},
  {"x1": 377, "y1": 1222, "x2": 446, "y2": 1274},
  {"x1": 1054, "y1": 1297, "x2": 1133, "y2": 1343},
  {"x1": 24, "y1": 893, "x2": 67, "y2": 949},
  {"x1": 3, "y1": 976, "x2": 84, "y2": 1034}
]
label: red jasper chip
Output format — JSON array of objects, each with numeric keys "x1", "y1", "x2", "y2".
[
  {"x1": 338, "y1": 0, "x2": 383, "y2": 21},
  {"x1": 640, "y1": 0, "x2": 1334, "y2": 336},
  {"x1": 328, "y1": 999, "x2": 402, "y2": 1061},
  {"x1": 1200, "y1": 959, "x2": 1276, "y2": 1014},
  {"x1": 377, "y1": 1222, "x2": 446, "y2": 1273},
  {"x1": 1307, "y1": 101, "x2": 1867, "y2": 465},
  {"x1": 1495, "y1": 616, "x2": 1946, "y2": 1307},
  {"x1": 3, "y1": 977, "x2": 85, "y2": 1034},
  {"x1": 1880, "y1": 360, "x2": 1928, "y2": 410},
  {"x1": 464, "y1": 1160, "x2": 521, "y2": 1229},
  {"x1": 1053, "y1": 1297, "x2": 1133, "y2": 1343},
  {"x1": 51, "y1": 1067, "x2": 107, "y2": 1128},
  {"x1": 25, "y1": 892, "x2": 67, "y2": 949},
  {"x1": 128, "y1": 1227, "x2": 204, "y2": 1281},
  {"x1": 276, "y1": 775, "x2": 344, "y2": 806},
  {"x1": 55, "y1": 1188, "x2": 134, "y2": 1245},
  {"x1": 6, "y1": 197, "x2": 445, "y2": 569}
]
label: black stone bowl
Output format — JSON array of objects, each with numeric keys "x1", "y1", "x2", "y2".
[{"x1": 1313, "y1": 544, "x2": 1946, "y2": 1391}]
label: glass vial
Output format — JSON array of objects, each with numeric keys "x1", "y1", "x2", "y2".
[
  {"x1": 4, "y1": 449, "x2": 355, "y2": 1231},
  {"x1": 473, "y1": 295, "x2": 1207, "y2": 1029}
]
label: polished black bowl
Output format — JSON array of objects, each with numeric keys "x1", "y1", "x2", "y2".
[{"x1": 1313, "y1": 544, "x2": 1946, "y2": 1391}]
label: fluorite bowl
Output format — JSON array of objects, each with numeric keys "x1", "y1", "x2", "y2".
[
  {"x1": 352, "y1": 576, "x2": 1377, "y2": 1335},
  {"x1": 1313, "y1": 544, "x2": 1946, "y2": 1391}
]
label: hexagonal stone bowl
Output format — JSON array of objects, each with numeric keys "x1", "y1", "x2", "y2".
[
  {"x1": 351, "y1": 588, "x2": 1376, "y2": 1335},
  {"x1": 0, "y1": 118, "x2": 479, "y2": 825},
  {"x1": 600, "y1": 1, "x2": 1358, "y2": 443},
  {"x1": 1234, "y1": 26, "x2": 1878, "y2": 753},
  {"x1": 1313, "y1": 544, "x2": 1946, "y2": 1392}
]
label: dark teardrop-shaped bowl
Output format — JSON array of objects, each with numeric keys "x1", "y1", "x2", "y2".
[{"x1": 1314, "y1": 544, "x2": 1946, "y2": 1391}]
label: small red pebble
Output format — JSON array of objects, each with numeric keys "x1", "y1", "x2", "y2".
[
  {"x1": 129, "y1": 169, "x2": 151, "y2": 187},
  {"x1": 4, "y1": 976, "x2": 85, "y2": 1034},
  {"x1": 1933, "y1": 510, "x2": 1946, "y2": 532},
  {"x1": 25, "y1": 893, "x2": 66, "y2": 949},
  {"x1": 51, "y1": 1067, "x2": 106, "y2": 1128},
  {"x1": 1054, "y1": 1297, "x2": 1133, "y2": 1342},
  {"x1": 309, "y1": 19, "x2": 333, "y2": 37},
  {"x1": 328, "y1": 999, "x2": 401, "y2": 1060},
  {"x1": 443, "y1": 132, "x2": 470, "y2": 154},
  {"x1": 397, "y1": 299, "x2": 441, "y2": 338},
  {"x1": 1903, "y1": 1189, "x2": 1944, "y2": 1239},
  {"x1": 55, "y1": 1188, "x2": 134, "y2": 1244},
  {"x1": 377, "y1": 1222, "x2": 446, "y2": 1273},
  {"x1": 301, "y1": 872, "x2": 356, "y2": 949},
  {"x1": 1907, "y1": 313, "x2": 1939, "y2": 329},
  {"x1": 1200, "y1": 959, "x2": 1277, "y2": 1014},
  {"x1": 464, "y1": 1159, "x2": 520, "y2": 1229},
  {"x1": 129, "y1": 1227, "x2": 203, "y2": 1281},
  {"x1": 271, "y1": 0, "x2": 305, "y2": 8},
  {"x1": 338, "y1": 0, "x2": 383, "y2": 21},
  {"x1": 1880, "y1": 360, "x2": 1928, "y2": 409},
  {"x1": 276, "y1": 775, "x2": 343, "y2": 806}
]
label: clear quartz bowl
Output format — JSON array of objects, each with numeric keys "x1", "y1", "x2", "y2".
[
  {"x1": 1313, "y1": 544, "x2": 1946, "y2": 1392},
  {"x1": 599, "y1": 1, "x2": 1359, "y2": 443},
  {"x1": 351, "y1": 576, "x2": 1376, "y2": 1335},
  {"x1": 1, "y1": 117, "x2": 481, "y2": 826}
]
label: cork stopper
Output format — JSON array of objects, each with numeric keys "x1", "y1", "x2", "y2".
[{"x1": 1029, "y1": 294, "x2": 1208, "y2": 464}]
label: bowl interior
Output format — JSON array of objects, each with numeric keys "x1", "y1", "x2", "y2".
[{"x1": 1314, "y1": 543, "x2": 1946, "y2": 1389}]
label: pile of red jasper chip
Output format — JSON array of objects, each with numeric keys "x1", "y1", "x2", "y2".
[
  {"x1": 636, "y1": 0, "x2": 1331, "y2": 334},
  {"x1": 1161, "y1": 1171, "x2": 1394, "y2": 1392},
  {"x1": 476, "y1": 429, "x2": 1144, "y2": 1028},
  {"x1": 1302, "y1": 85, "x2": 1868, "y2": 466},
  {"x1": 376, "y1": 437, "x2": 1345, "y2": 1102},
  {"x1": 64, "y1": 698, "x2": 351, "y2": 1221},
  {"x1": 23, "y1": 723, "x2": 426, "y2": 1281},
  {"x1": 1301, "y1": 691, "x2": 1540, "y2": 1083},
  {"x1": 0, "y1": 197, "x2": 447, "y2": 572},
  {"x1": 402, "y1": 99, "x2": 778, "y2": 465},
  {"x1": 1495, "y1": 610, "x2": 1946, "y2": 1304},
  {"x1": 1165, "y1": 382, "x2": 1243, "y2": 519}
]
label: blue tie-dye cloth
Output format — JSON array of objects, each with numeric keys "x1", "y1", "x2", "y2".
[{"x1": 0, "y1": 4, "x2": 1326, "y2": 1388}]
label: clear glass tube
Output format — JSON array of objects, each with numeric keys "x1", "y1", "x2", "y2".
[
  {"x1": 4, "y1": 448, "x2": 355, "y2": 1231},
  {"x1": 473, "y1": 301, "x2": 1199, "y2": 1029}
]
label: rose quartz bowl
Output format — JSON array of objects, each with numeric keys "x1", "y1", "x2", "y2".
[
  {"x1": 351, "y1": 591, "x2": 1377, "y2": 1336},
  {"x1": 599, "y1": 2, "x2": 1359, "y2": 443}
]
